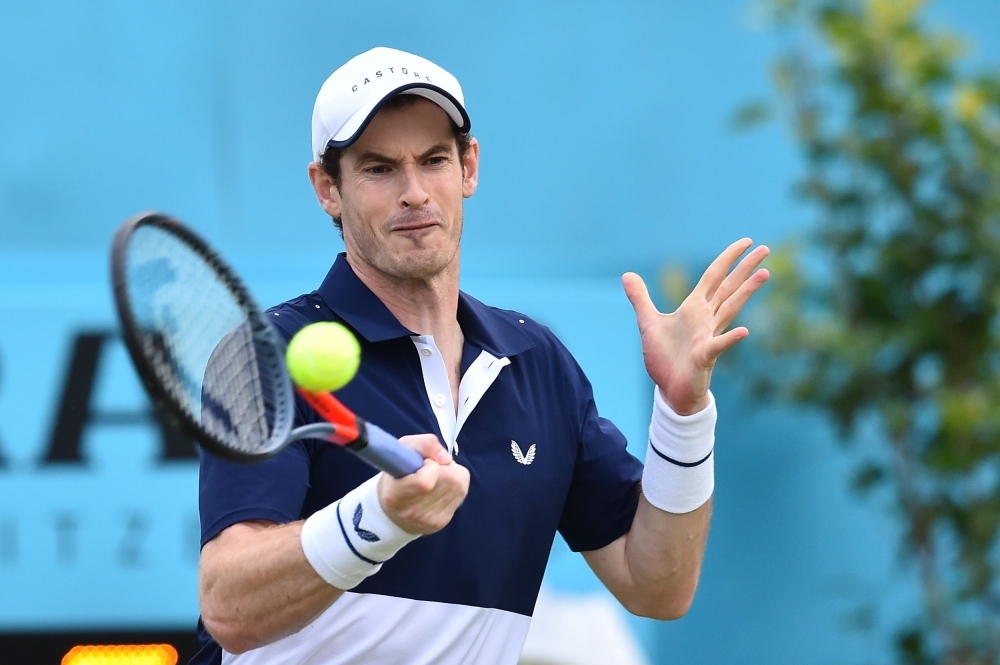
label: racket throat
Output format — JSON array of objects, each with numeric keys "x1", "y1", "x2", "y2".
[
  {"x1": 342, "y1": 420, "x2": 371, "y2": 452},
  {"x1": 296, "y1": 387, "x2": 361, "y2": 444}
]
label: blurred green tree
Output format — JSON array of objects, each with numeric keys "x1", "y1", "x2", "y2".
[{"x1": 737, "y1": 0, "x2": 1000, "y2": 662}]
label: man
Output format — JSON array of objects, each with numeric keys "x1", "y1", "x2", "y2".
[{"x1": 191, "y1": 47, "x2": 768, "y2": 665}]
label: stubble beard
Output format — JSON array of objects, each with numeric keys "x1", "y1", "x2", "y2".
[{"x1": 344, "y1": 206, "x2": 463, "y2": 283}]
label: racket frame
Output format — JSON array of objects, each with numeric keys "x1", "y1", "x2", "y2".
[
  {"x1": 110, "y1": 212, "x2": 297, "y2": 463},
  {"x1": 111, "y1": 212, "x2": 423, "y2": 478}
]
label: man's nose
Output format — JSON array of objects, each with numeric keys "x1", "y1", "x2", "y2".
[{"x1": 398, "y1": 164, "x2": 430, "y2": 208}]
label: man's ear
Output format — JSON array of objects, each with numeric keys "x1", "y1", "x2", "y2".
[
  {"x1": 462, "y1": 138, "x2": 480, "y2": 199},
  {"x1": 308, "y1": 162, "x2": 343, "y2": 219}
]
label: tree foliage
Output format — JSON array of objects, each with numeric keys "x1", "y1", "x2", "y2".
[{"x1": 743, "y1": 0, "x2": 1000, "y2": 662}]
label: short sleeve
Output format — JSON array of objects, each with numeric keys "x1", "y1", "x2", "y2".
[
  {"x1": 198, "y1": 441, "x2": 312, "y2": 547},
  {"x1": 556, "y1": 350, "x2": 643, "y2": 553}
]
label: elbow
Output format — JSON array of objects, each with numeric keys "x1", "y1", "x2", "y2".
[
  {"x1": 219, "y1": 638, "x2": 258, "y2": 657},
  {"x1": 202, "y1": 612, "x2": 261, "y2": 656},
  {"x1": 200, "y1": 579, "x2": 263, "y2": 655},
  {"x1": 622, "y1": 590, "x2": 695, "y2": 621}
]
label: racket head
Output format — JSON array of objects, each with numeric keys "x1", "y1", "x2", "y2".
[{"x1": 110, "y1": 212, "x2": 295, "y2": 463}]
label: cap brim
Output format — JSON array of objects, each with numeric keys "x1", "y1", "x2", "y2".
[{"x1": 327, "y1": 82, "x2": 471, "y2": 150}]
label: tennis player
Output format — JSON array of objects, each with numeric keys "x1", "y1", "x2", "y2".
[{"x1": 191, "y1": 46, "x2": 768, "y2": 665}]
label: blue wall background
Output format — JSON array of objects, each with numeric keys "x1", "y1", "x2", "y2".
[{"x1": 1, "y1": 1, "x2": 998, "y2": 662}]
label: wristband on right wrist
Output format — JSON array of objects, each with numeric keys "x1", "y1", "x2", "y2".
[
  {"x1": 641, "y1": 388, "x2": 716, "y2": 514},
  {"x1": 300, "y1": 474, "x2": 419, "y2": 590}
]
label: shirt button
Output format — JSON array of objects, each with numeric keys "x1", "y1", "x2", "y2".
[
  {"x1": 420, "y1": 348, "x2": 433, "y2": 357},
  {"x1": 434, "y1": 394, "x2": 447, "y2": 407}
]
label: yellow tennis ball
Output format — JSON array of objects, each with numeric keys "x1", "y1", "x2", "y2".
[{"x1": 286, "y1": 322, "x2": 361, "y2": 392}]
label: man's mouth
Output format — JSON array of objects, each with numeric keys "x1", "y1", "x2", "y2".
[{"x1": 388, "y1": 216, "x2": 441, "y2": 233}]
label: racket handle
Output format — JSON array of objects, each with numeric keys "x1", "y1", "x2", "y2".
[{"x1": 352, "y1": 422, "x2": 425, "y2": 478}]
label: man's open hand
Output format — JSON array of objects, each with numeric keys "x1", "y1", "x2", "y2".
[{"x1": 623, "y1": 238, "x2": 769, "y2": 415}]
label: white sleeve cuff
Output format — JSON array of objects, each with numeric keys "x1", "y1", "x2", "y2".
[
  {"x1": 641, "y1": 388, "x2": 716, "y2": 514},
  {"x1": 300, "y1": 474, "x2": 420, "y2": 590}
]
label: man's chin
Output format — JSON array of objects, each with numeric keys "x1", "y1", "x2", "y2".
[{"x1": 380, "y1": 246, "x2": 456, "y2": 281}]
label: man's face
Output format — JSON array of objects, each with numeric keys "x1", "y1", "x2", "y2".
[{"x1": 320, "y1": 98, "x2": 479, "y2": 281}]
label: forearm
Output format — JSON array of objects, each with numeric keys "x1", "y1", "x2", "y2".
[
  {"x1": 200, "y1": 452, "x2": 466, "y2": 654},
  {"x1": 628, "y1": 494, "x2": 711, "y2": 616},
  {"x1": 199, "y1": 521, "x2": 343, "y2": 654}
]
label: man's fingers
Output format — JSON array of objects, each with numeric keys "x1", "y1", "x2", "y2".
[
  {"x1": 714, "y1": 268, "x2": 770, "y2": 334},
  {"x1": 693, "y1": 238, "x2": 754, "y2": 301},
  {"x1": 705, "y1": 326, "x2": 749, "y2": 360},
  {"x1": 397, "y1": 433, "x2": 451, "y2": 465},
  {"x1": 710, "y1": 245, "x2": 770, "y2": 310},
  {"x1": 381, "y1": 458, "x2": 469, "y2": 534},
  {"x1": 430, "y1": 464, "x2": 470, "y2": 512},
  {"x1": 622, "y1": 272, "x2": 660, "y2": 325}
]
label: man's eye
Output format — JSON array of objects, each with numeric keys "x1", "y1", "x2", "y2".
[
  {"x1": 367, "y1": 165, "x2": 389, "y2": 175},
  {"x1": 426, "y1": 156, "x2": 447, "y2": 166}
]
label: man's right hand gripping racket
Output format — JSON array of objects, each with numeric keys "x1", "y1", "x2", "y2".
[{"x1": 110, "y1": 212, "x2": 424, "y2": 478}]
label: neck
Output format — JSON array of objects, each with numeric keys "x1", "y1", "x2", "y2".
[
  {"x1": 346, "y1": 251, "x2": 466, "y2": 412},
  {"x1": 346, "y1": 253, "x2": 461, "y2": 340}
]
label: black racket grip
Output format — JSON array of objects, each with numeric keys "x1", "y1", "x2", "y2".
[{"x1": 353, "y1": 422, "x2": 425, "y2": 478}]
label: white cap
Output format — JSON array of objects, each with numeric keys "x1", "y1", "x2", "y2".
[{"x1": 311, "y1": 47, "x2": 471, "y2": 161}]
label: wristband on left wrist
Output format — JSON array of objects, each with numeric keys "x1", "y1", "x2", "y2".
[{"x1": 641, "y1": 387, "x2": 716, "y2": 514}]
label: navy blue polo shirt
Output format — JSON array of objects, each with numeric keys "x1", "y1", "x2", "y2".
[{"x1": 191, "y1": 254, "x2": 643, "y2": 665}]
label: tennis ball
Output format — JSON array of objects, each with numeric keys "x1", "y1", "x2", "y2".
[{"x1": 286, "y1": 322, "x2": 361, "y2": 392}]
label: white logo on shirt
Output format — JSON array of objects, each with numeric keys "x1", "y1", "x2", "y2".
[{"x1": 511, "y1": 441, "x2": 536, "y2": 465}]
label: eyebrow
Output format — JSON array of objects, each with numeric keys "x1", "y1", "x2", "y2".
[{"x1": 354, "y1": 143, "x2": 454, "y2": 166}]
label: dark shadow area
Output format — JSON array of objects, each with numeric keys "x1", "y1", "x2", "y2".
[{"x1": 0, "y1": 630, "x2": 200, "y2": 664}]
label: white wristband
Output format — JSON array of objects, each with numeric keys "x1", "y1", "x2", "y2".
[
  {"x1": 300, "y1": 474, "x2": 419, "y2": 590},
  {"x1": 641, "y1": 388, "x2": 716, "y2": 514}
]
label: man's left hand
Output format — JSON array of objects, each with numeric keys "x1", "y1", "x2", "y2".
[{"x1": 623, "y1": 238, "x2": 769, "y2": 415}]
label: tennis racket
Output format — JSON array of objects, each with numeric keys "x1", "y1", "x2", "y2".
[{"x1": 109, "y1": 212, "x2": 424, "y2": 478}]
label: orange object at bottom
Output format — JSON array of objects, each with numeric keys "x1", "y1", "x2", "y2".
[
  {"x1": 296, "y1": 387, "x2": 360, "y2": 443},
  {"x1": 62, "y1": 644, "x2": 178, "y2": 665}
]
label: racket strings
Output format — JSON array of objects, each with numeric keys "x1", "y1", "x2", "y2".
[
  {"x1": 202, "y1": 323, "x2": 275, "y2": 450},
  {"x1": 124, "y1": 226, "x2": 284, "y2": 455}
]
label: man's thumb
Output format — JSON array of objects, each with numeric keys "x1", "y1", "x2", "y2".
[{"x1": 622, "y1": 272, "x2": 659, "y2": 323}]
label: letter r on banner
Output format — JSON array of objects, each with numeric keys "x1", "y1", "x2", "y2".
[{"x1": 41, "y1": 331, "x2": 198, "y2": 465}]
